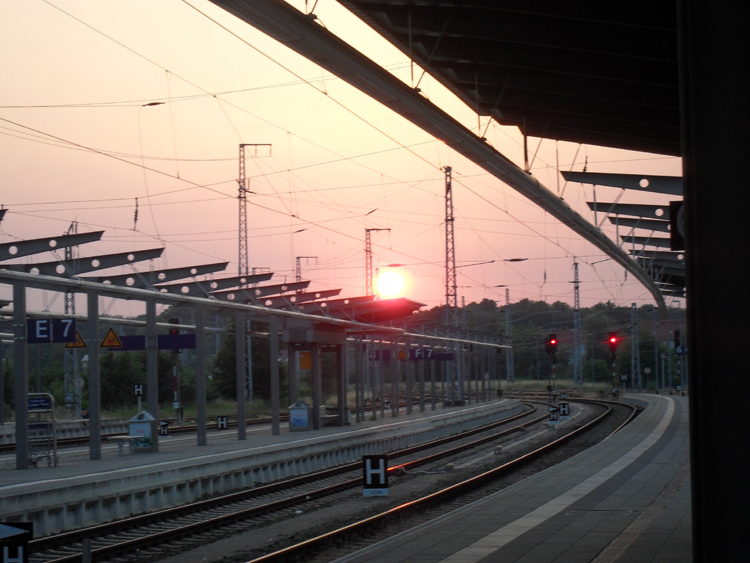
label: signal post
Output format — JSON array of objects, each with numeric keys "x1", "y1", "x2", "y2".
[
  {"x1": 608, "y1": 333, "x2": 619, "y2": 398},
  {"x1": 545, "y1": 334, "x2": 557, "y2": 399}
]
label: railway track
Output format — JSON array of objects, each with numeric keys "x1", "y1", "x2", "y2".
[
  {"x1": 26, "y1": 402, "x2": 543, "y2": 563},
  {"x1": 250, "y1": 400, "x2": 637, "y2": 563},
  {"x1": 24, "y1": 400, "x2": 636, "y2": 563}
]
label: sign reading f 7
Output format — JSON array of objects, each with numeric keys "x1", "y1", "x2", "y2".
[{"x1": 27, "y1": 318, "x2": 76, "y2": 344}]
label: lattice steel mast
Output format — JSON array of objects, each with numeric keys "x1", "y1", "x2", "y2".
[
  {"x1": 63, "y1": 221, "x2": 81, "y2": 417},
  {"x1": 365, "y1": 228, "x2": 389, "y2": 296},
  {"x1": 296, "y1": 256, "x2": 317, "y2": 283},
  {"x1": 238, "y1": 144, "x2": 270, "y2": 400},
  {"x1": 445, "y1": 166, "x2": 457, "y2": 326},
  {"x1": 238, "y1": 145, "x2": 250, "y2": 280}
]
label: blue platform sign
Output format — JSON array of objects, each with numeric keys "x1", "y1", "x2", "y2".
[
  {"x1": 27, "y1": 318, "x2": 76, "y2": 344},
  {"x1": 28, "y1": 396, "x2": 52, "y2": 411},
  {"x1": 408, "y1": 349, "x2": 454, "y2": 361},
  {"x1": 368, "y1": 349, "x2": 392, "y2": 361},
  {"x1": 113, "y1": 334, "x2": 196, "y2": 351}
]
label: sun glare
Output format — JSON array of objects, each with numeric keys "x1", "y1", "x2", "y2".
[{"x1": 377, "y1": 270, "x2": 404, "y2": 298}]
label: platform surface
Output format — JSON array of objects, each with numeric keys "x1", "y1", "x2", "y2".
[
  {"x1": 0, "y1": 399, "x2": 511, "y2": 494},
  {"x1": 335, "y1": 394, "x2": 691, "y2": 563}
]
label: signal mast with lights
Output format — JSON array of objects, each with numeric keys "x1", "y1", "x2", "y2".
[
  {"x1": 608, "y1": 333, "x2": 620, "y2": 396},
  {"x1": 545, "y1": 334, "x2": 558, "y2": 397}
]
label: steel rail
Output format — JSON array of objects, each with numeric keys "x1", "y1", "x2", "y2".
[
  {"x1": 32, "y1": 404, "x2": 540, "y2": 562},
  {"x1": 244, "y1": 401, "x2": 626, "y2": 563}
]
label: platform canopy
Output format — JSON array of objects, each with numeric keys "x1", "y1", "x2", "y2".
[
  {"x1": 319, "y1": 296, "x2": 425, "y2": 324},
  {"x1": 338, "y1": 0, "x2": 680, "y2": 157}
]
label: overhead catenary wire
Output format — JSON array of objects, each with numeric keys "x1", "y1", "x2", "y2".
[{"x1": 3, "y1": 1, "x2": 662, "y2": 308}]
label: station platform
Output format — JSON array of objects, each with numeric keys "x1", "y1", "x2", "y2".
[
  {"x1": 335, "y1": 393, "x2": 692, "y2": 563},
  {"x1": 0, "y1": 398, "x2": 524, "y2": 537}
]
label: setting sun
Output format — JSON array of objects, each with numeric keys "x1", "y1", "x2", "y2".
[{"x1": 376, "y1": 270, "x2": 404, "y2": 298}]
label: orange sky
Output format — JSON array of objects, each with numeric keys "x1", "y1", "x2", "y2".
[{"x1": 0, "y1": 0, "x2": 683, "y2": 317}]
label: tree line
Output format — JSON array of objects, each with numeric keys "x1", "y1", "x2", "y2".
[{"x1": 1, "y1": 299, "x2": 686, "y2": 417}]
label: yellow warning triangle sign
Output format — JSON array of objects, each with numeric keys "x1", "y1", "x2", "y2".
[
  {"x1": 66, "y1": 330, "x2": 87, "y2": 348},
  {"x1": 101, "y1": 328, "x2": 123, "y2": 348},
  {"x1": 397, "y1": 349, "x2": 406, "y2": 360}
]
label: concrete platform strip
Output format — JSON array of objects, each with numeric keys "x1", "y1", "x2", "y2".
[
  {"x1": 1, "y1": 400, "x2": 523, "y2": 537},
  {"x1": 591, "y1": 460, "x2": 690, "y2": 563},
  {"x1": 432, "y1": 397, "x2": 675, "y2": 563}
]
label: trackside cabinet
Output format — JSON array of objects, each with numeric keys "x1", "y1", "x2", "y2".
[
  {"x1": 129, "y1": 411, "x2": 158, "y2": 453},
  {"x1": 289, "y1": 401, "x2": 312, "y2": 432}
]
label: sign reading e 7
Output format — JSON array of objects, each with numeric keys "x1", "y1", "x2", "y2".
[{"x1": 27, "y1": 318, "x2": 76, "y2": 344}]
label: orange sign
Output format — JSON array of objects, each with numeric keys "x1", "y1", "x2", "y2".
[
  {"x1": 65, "y1": 330, "x2": 87, "y2": 348},
  {"x1": 299, "y1": 351, "x2": 312, "y2": 370},
  {"x1": 100, "y1": 328, "x2": 123, "y2": 348}
]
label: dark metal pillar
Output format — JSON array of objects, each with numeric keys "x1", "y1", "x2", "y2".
[
  {"x1": 418, "y1": 350, "x2": 425, "y2": 413},
  {"x1": 288, "y1": 344, "x2": 299, "y2": 406},
  {"x1": 0, "y1": 341, "x2": 5, "y2": 426},
  {"x1": 390, "y1": 339, "x2": 398, "y2": 417},
  {"x1": 86, "y1": 291, "x2": 101, "y2": 460},
  {"x1": 679, "y1": 2, "x2": 750, "y2": 559},
  {"x1": 195, "y1": 305, "x2": 206, "y2": 446},
  {"x1": 336, "y1": 344, "x2": 346, "y2": 427},
  {"x1": 378, "y1": 339, "x2": 386, "y2": 418},
  {"x1": 355, "y1": 338, "x2": 363, "y2": 422},
  {"x1": 235, "y1": 310, "x2": 246, "y2": 441},
  {"x1": 311, "y1": 343, "x2": 321, "y2": 430},
  {"x1": 405, "y1": 335, "x2": 413, "y2": 414},
  {"x1": 13, "y1": 282, "x2": 29, "y2": 469},
  {"x1": 430, "y1": 354, "x2": 436, "y2": 411},
  {"x1": 145, "y1": 300, "x2": 158, "y2": 421},
  {"x1": 269, "y1": 315, "x2": 280, "y2": 435}
]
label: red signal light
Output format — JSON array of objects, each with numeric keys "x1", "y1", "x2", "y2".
[
  {"x1": 608, "y1": 332, "x2": 618, "y2": 358},
  {"x1": 545, "y1": 334, "x2": 558, "y2": 360}
]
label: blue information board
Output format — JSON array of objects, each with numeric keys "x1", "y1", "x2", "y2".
[
  {"x1": 28, "y1": 396, "x2": 52, "y2": 411},
  {"x1": 27, "y1": 318, "x2": 76, "y2": 344}
]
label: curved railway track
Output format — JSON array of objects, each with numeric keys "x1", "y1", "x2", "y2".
[
  {"x1": 23, "y1": 400, "x2": 637, "y2": 563},
  {"x1": 244, "y1": 400, "x2": 636, "y2": 563}
]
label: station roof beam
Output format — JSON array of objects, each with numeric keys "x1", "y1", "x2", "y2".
[
  {"x1": 0, "y1": 231, "x2": 104, "y2": 262},
  {"x1": 261, "y1": 288, "x2": 342, "y2": 309},
  {"x1": 80, "y1": 262, "x2": 229, "y2": 288},
  {"x1": 211, "y1": 281, "x2": 310, "y2": 303},
  {"x1": 587, "y1": 202, "x2": 673, "y2": 220},
  {"x1": 621, "y1": 235, "x2": 673, "y2": 249},
  {"x1": 153, "y1": 273, "x2": 273, "y2": 296},
  {"x1": 5, "y1": 248, "x2": 164, "y2": 277},
  {"x1": 562, "y1": 172, "x2": 682, "y2": 195},
  {"x1": 608, "y1": 217, "x2": 671, "y2": 232}
]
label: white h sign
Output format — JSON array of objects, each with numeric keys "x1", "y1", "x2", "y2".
[{"x1": 363, "y1": 455, "x2": 389, "y2": 496}]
